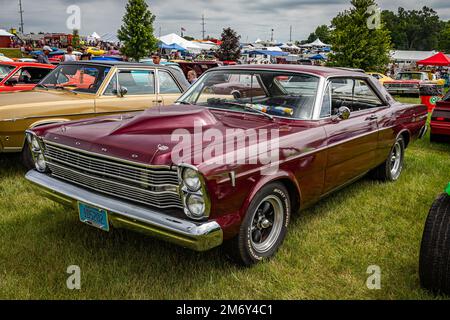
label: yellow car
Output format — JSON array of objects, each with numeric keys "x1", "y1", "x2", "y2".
[
  {"x1": 0, "y1": 61, "x2": 189, "y2": 166},
  {"x1": 366, "y1": 72, "x2": 393, "y2": 85},
  {"x1": 87, "y1": 47, "x2": 106, "y2": 56}
]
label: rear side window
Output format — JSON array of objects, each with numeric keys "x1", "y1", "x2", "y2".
[
  {"x1": 159, "y1": 71, "x2": 181, "y2": 94},
  {"x1": 330, "y1": 78, "x2": 384, "y2": 114}
]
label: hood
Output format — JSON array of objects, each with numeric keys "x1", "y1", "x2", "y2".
[
  {"x1": 37, "y1": 105, "x2": 280, "y2": 168},
  {"x1": 0, "y1": 89, "x2": 89, "y2": 120}
]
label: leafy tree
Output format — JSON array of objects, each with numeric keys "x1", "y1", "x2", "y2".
[
  {"x1": 438, "y1": 20, "x2": 450, "y2": 52},
  {"x1": 328, "y1": 0, "x2": 391, "y2": 72},
  {"x1": 117, "y1": 0, "x2": 158, "y2": 61},
  {"x1": 307, "y1": 25, "x2": 331, "y2": 44},
  {"x1": 216, "y1": 27, "x2": 241, "y2": 61},
  {"x1": 183, "y1": 36, "x2": 195, "y2": 41},
  {"x1": 71, "y1": 29, "x2": 80, "y2": 49},
  {"x1": 382, "y1": 6, "x2": 442, "y2": 50}
]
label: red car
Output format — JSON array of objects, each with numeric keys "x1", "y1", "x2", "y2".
[
  {"x1": 430, "y1": 92, "x2": 450, "y2": 142},
  {"x1": 0, "y1": 61, "x2": 55, "y2": 92},
  {"x1": 25, "y1": 65, "x2": 428, "y2": 265}
]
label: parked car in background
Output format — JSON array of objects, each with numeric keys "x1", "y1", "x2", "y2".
[
  {"x1": 419, "y1": 183, "x2": 450, "y2": 294},
  {"x1": 0, "y1": 61, "x2": 55, "y2": 92},
  {"x1": 384, "y1": 71, "x2": 444, "y2": 96},
  {"x1": 366, "y1": 72, "x2": 393, "y2": 85},
  {"x1": 174, "y1": 60, "x2": 222, "y2": 78},
  {"x1": 26, "y1": 65, "x2": 427, "y2": 266},
  {"x1": 430, "y1": 91, "x2": 450, "y2": 143},
  {"x1": 0, "y1": 61, "x2": 189, "y2": 167}
]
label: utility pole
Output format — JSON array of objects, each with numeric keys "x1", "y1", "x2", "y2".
[
  {"x1": 18, "y1": 0, "x2": 24, "y2": 34},
  {"x1": 289, "y1": 26, "x2": 292, "y2": 43},
  {"x1": 201, "y1": 14, "x2": 206, "y2": 40},
  {"x1": 270, "y1": 29, "x2": 274, "y2": 43}
]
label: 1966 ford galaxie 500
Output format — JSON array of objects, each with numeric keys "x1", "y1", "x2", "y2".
[
  {"x1": 0, "y1": 60, "x2": 189, "y2": 167},
  {"x1": 25, "y1": 65, "x2": 428, "y2": 266}
]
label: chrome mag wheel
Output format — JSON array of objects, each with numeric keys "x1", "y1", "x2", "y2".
[
  {"x1": 250, "y1": 195, "x2": 284, "y2": 254},
  {"x1": 390, "y1": 141, "x2": 403, "y2": 179}
]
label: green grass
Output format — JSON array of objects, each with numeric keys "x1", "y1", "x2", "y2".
[
  {"x1": 0, "y1": 97, "x2": 449, "y2": 299},
  {"x1": 0, "y1": 48, "x2": 24, "y2": 59}
]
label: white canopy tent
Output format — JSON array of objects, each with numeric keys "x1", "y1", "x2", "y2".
[
  {"x1": 87, "y1": 32, "x2": 101, "y2": 43},
  {"x1": 301, "y1": 38, "x2": 330, "y2": 48},
  {"x1": 158, "y1": 33, "x2": 202, "y2": 53},
  {"x1": 0, "y1": 29, "x2": 14, "y2": 37}
]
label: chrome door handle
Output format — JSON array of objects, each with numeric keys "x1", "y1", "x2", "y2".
[
  {"x1": 365, "y1": 115, "x2": 378, "y2": 121},
  {"x1": 152, "y1": 100, "x2": 163, "y2": 103}
]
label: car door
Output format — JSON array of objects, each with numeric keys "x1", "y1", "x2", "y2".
[
  {"x1": 157, "y1": 69, "x2": 184, "y2": 105},
  {"x1": 95, "y1": 68, "x2": 159, "y2": 115},
  {"x1": 321, "y1": 77, "x2": 382, "y2": 194}
]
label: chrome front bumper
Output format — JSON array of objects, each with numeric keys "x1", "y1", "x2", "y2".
[{"x1": 25, "y1": 170, "x2": 223, "y2": 252}]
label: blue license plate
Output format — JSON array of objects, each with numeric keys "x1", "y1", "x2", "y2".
[{"x1": 78, "y1": 202, "x2": 110, "y2": 232}]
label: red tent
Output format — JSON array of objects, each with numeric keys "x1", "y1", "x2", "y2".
[{"x1": 417, "y1": 52, "x2": 450, "y2": 66}]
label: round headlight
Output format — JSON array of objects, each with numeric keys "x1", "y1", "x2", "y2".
[
  {"x1": 31, "y1": 136, "x2": 41, "y2": 152},
  {"x1": 182, "y1": 168, "x2": 201, "y2": 191},
  {"x1": 186, "y1": 194, "x2": 206, "y2": 218},
  {"x1": 35, "y1": 153, "x2": 47, "y2": 172}
]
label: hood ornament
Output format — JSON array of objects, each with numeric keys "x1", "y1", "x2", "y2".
[{"x1": 157, "y1": 144, "x2": 169, "y2": 151}]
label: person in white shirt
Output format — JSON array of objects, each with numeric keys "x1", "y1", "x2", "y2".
[{"x1": 63, "y1": 46, "x2": 77, "y2": 62}]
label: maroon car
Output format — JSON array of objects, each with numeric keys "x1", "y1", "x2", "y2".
[
  {"x1": 25, "y1": 65, "x2": 428, "y2": 266},
  {"x1": 430, "y1": 91, "x2": 450, "y2": 143}
]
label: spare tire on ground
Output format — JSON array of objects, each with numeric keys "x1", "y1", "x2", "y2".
[{"x1": 419, "y1": 187, "x2": 450, "y2": 294}]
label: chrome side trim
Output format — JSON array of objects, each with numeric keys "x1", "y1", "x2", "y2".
[{"x1": 25, "y1": 170, "x2": 223, "y2": 252}]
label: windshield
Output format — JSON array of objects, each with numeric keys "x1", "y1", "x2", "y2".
[
  {"x1": 0, "y1": 64, "x2": 15, "y2": 81},
  {"x1": 396, "y1": 73, "x2": 424, "y2": 81},
  {"x1": 178, "y1": 70, "x2": 320, "y2": 120},
  {"x1": 39, "y1": 64, "x2": 111, "y2": 93}
]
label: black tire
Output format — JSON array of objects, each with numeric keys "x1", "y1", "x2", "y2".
[
  {"x1": 21, "y1": 141, "x2": 35, "y2": 170},
  {"x1": 419, "y1": 193, "x2": 450, "y2": 295},
  {"x1": 372, "y1": 136, "x2": 405, "y2": 181},
  {"x1": 225, "y1": 182, "x2": 291, "y2": 266}
]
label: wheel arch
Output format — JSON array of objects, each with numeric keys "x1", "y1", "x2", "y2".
[
  {"x1": 241, "y1": 170, "x2": 302, "y2": 218},
  {"x1": 397, "y1": 129, "x2": 411, "y2": 149}
]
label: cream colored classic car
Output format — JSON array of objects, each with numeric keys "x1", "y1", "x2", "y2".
[{"x1": 0, "y1": 61, "x2": 190, "y2": 166}]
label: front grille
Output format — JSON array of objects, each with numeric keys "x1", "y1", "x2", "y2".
[
  {"x1": 43, "y1": 141, "x2": 183, "y2": 209},
  {"x1": 386, "y1": 83, "x2": 416, "y2": 88}
]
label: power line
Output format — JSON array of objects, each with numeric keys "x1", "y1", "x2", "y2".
[{"x1": 18, "y1": 0, "x2": 24, "y2": 33}]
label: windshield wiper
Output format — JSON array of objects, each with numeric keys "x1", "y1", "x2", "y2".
[
  {"x1": 218, "y1": 101, "x2": 274, "y2": 121},
  {"x1": 177, "y1": 101, "x2": 195, "y2": 105}
]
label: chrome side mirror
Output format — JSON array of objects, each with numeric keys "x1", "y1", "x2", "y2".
[
  {"x1": 336, "y1": 106, "x2": 351, "y2": 120},
  {"x1": 117, "y1": 86, "x2": 128, "y2": 97}
]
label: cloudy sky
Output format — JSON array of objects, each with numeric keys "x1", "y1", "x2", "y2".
[{"x1": 0, "y1": 0, "x2": 449, "y2": 42}]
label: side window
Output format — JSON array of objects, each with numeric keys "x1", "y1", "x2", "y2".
[
  {"x1": 320, "y1": 83, "x2": 332, "y2": 118},
  {"x1": 118, "y1": 70, "x2": 155, "y2": 95},
  {"x1": 159, "y1": 71, "x2": 181, "y2": 94},
  {"x1": 353, "y1": 79, "x2": 383, "y2": 109},
  {"x1": 330, "y1": 78, "x2": 383, "y2": 114},
  {"x1": 103, "y1": 73, "x2": 118, "y2": 96}
]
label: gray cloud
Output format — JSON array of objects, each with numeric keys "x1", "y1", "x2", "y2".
[{"x1": 0, "y1": 0, "x2": 449, "y2": 42}]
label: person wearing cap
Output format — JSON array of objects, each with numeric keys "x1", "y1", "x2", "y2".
[{"x1": 37, "y1": 46, "x2": 52, "y2": 64}]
